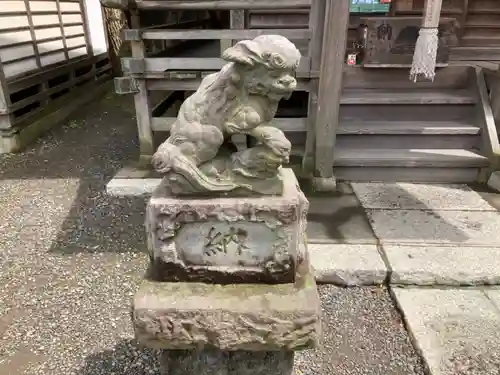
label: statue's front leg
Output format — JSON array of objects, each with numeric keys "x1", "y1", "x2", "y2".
[{"x1": 248, "y1": 125, "x2": 291, "y2": 163}]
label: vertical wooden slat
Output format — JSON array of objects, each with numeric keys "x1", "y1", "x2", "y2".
[
  {"x1": 55, "y1": 0, "x2": 70, "y2": 61},
  {"x1": 130, "y1": 9, "x2": 155, "y2": 165},
  {"x1": 24, "y1": 0, "x2": 50, "y2": 105},
  {"x1": 24, "y1": 0, "x2": 42, "y2": 69},
  {"x1": 302, "y1": 0, "x2": 325, "y2": 175},
  {"x1": 79, "y1": 0, "x2": 94, "y2": 57},
  {"x1": 313, "y1": 0, "x2": 349, "y2": 191}
]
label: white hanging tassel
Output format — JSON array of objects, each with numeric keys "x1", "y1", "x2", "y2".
[
  {"x1": 409, "y1": 0, "x2": 443, "y2": 82},
  {"x1": 409, "y1": 28, "x2": 439, "y2": 82}
]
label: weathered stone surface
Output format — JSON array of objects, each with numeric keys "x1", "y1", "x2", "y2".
[
  {"x1": 309, "y1": 243, "x2": 387, "y2": 285},
  {"x1": 159, "y1": 349, "x2": 294, "y2": 375},
  {"x1": 352, "y1": 182, "x2": 495, "y2": 211},
  {"x1": 368, "y1": 209, "x2": 500, "y2": 246},
  {"x1": 393, "y1": 287, "x2": 500, "y2": 375},
  {"x1": 132, "y1": 264, "x2": 321, "y2": 351},
  {"x1": 145, "y1": 168, "x2": 308, "y2": 283},
  {"x1": 385, "y1": 245, "x2": 500, "y2": 286}
]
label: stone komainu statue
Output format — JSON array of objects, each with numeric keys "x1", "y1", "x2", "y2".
[{"x1": 151, "y1": 35, "x2": 301, "y2": 196}]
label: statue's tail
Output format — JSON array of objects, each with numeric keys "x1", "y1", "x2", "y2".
[{"x1": 166, "y1": 155, "x2": 239, "y2": 194}]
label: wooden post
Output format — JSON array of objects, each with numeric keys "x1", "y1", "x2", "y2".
[
  {"x1": 220, "y1": 10, "x2": 241, "y2": 54},
  {"x1": 489, "y1": 70, "x2": 500, "y2": 126},
  {"x1": 0, "y1": 57, "x2": 14, "y2": 152},
  {"x1": 312, "y1": 0, "x2": 349, "y2": 192},
  {"x1": 229, "y1": 10, "x2": 247, "y2": 151},
  {"x1": 130, "y1": 9, "x2": 155, "y2": 166},
  {"x1": 302, "y1": 0, "x2": 326, "y2": 176}
]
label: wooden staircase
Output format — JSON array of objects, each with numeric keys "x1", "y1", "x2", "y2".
[
  {"x1": 332, "y1": 67, "x2": 488, "y2": 182},
  {"x1": 461, "y1": 0, "x2": 500, "y2": 47},
  {"x1": 333, "y1": 67, "x2": 489, "y2": 182},
  {"x1": 288, "y1": 66, "x2": 490, "y2": 183}
]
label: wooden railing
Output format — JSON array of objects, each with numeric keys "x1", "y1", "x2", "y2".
[{"x1": 475, "y1": 66, "x2": 500, "y2": 179}]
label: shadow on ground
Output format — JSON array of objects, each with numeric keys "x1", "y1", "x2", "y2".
[
  {"x1": 0, "y1": 90, "x2": 479, "y2": 254},
  {"x1": 76, "y1": 339, "x2": 160, "y2": 375},
  {"x1": 0, "y1": 91, "x2": 150, "y2": 254}
]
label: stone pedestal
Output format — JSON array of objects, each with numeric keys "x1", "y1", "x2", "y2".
[
  {"x1": 133, "y1": 169, "x2": 321, "y2": 374},
  {"x1": 145, "y1": 169, "x2": 309, "y2": 284}
]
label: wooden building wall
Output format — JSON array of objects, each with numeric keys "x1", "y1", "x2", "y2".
[
  {"x1": 0, "y1": 0, "x2": 112, "y2": 153},
  {"x1": 243, "y1": 0, "x2": 500, "y2": 62}
]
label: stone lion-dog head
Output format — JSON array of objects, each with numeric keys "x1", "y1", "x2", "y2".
[{"x1": 222, "y1": 35, "x2": 301, "y2": 102}]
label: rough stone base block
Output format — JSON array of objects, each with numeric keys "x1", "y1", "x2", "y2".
[
  {"x1": 160, "y1": 349, "x2": 294, "y2": 375},
  {"x1": 132, "y1": 262, "x2": 320, "y2": 351}
]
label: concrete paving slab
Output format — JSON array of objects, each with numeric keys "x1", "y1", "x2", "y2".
[
  {"x1": 106, "y1": 178, "x2": 161, "y2": 196},
  {"x1": 392, "y1": 287, "x2": 500, "y2": 375},
  {"x1": 352, "y1": 183, "x2": 495, "y2": 211},
  {"x1": 309, "y1": 243, "x2": 387, "y2": 285},
  {"x1": 368, "y1": 209, "x2": 500, "y2": 246},
  {"x1": 307, "y1": 195, "x2": 377, "y2": 244},
  {"x1": 385, "y1": 245, "x2": 500, "y2": 286},
  {"x1": 484, "y1": 289, "x2": 500, "y2": 312},
  {"x1": 294, "y1": 286, "x2": 425, "y2": 375}
]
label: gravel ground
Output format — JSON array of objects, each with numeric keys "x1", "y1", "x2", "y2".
[
  {"x1": 294, "y1": 286, "x2": 426, "y2": 375},
  {"x1": 0, "y1": 92, "x2": 425, "y2": 374}
]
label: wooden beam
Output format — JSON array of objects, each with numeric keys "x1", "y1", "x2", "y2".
[
  {"x1": 151, "y1": 116, "x2": 306, "y2": 132},
  {"x1": 121, "y1": 57, "x2": 314, "y2": 77},
  {"x1": 135, "y1": 0, "x2": 312, "y2": 10},
  {"x1": 147, "y1": 78, "x2": 310, "y2": 91},
  {"x1": 313, "y1": 0, "x2": 349, "y2": 189},
  {"x1": 132, "y1": 29, "x2": 312, "y2": 40}
]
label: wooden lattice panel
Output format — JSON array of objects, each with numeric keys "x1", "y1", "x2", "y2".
[{"x1": 0, "y1": 0, "x2": 89, "y2": 79}]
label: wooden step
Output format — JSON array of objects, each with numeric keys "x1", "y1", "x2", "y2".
[
  {"x1": 333, "y1": 148, "x2": 488, "y2": 182},
  {"x1": 450, "y1": 46, "x2": 500, "y2": 61},
  {"x1": 336, "y1": 121, "x2": 481, "y2": 149},
  {"x1": 343, "y1": 66, "x2": 470, "y2": 90},
  {"x1": 334, "y1": 148, "x2": 488, "y2": 168},
  {"x1": 337, "y1": 121, "x2": 480, "y2": 135},
  {"x1": 340, "y1": 104, "x2": 476, "y2": 122},
  {"x1": 340, "y1": 89, "x2": 476, "y2": 105}
]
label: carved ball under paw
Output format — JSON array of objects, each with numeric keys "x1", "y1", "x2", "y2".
[{"x1": 151, "y1": 153, "x2": 172, "y2": 174}]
